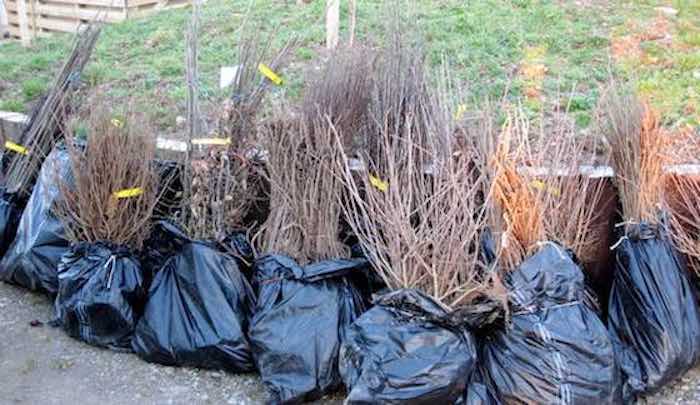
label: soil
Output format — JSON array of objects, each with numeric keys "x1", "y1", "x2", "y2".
[{"x1": 0, "y1": 280, "x2": 698, "y2": 404}]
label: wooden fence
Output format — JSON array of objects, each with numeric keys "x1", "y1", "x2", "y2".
[{"x1": 3, "y1": 0, "x2": 188, "y2": 44}]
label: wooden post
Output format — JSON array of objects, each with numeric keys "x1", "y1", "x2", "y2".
[
  {"x1": 16, "y1": 0, "x2": 30, "y2": 46},
  {"x1": 326, "y1": 0, "x2": 339, "y2": 49},
  {"x1": 348, "y1": 0, "x2": 356, "y2": 46}
]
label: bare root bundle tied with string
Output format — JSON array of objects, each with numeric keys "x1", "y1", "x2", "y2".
[
  {"x1": 598, "y1": 83, "x2": 700, "y2": 399},
  {"x1": 130, "y1": 3, "x2": 258, "y2": 374},
  {"x1": 598, "y1": 84, "x2": 669, "y2": 225},
  {"x1": 247, "y1": 47, "x2": 378, "y2": 404},
  {"x1": 51, "y1": 102, "x2": 161, "y2": 350},
  {"x1": 464, "y1": 104, "x2": 623, "y2": 405},
  {"x1": 336, "y1": 27, "x2": 506, "y2": 404}
]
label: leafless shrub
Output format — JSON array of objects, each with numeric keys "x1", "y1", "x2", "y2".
[
  {"x1": 178, "y1": 5, "x2": 291, "y2": 243},
  {"x1": 666, "y1": 173, "x2": 700, "y2": 274},
  {"x1": 665, "y1": 134, "x2": 700, "y2": 275},
  {"x1": 3, "y1": 24, "x2": 101, "y2": 197},
  {"x1": 301, "y1": 46, "x2": 373, "y2": 148},
  {"x1": 335, "y1": 40, "x2": 496, "y2": 308},
  {"x1": 256, "y1": 113, "x2": 348, "y2": 263},
  {"x1": 468, "y1": 103, "x2": 613, "y2": 274},
  {"x1": 54, "y1": 105, "x2": 159, "y2": 251},
  {"x1": 597, "y1": 84, "x2": 669, "y2": 224}
]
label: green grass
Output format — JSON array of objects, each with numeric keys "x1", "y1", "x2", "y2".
[{"x1": 0, "y1": 0, "x2": 696, "y2": 131}]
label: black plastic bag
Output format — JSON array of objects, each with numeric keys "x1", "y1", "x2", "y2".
[
  {"x1": 54, "y1": 242, "x2": 146, "y2": 350},
  {"x1": 219, "y1": 231, "x2": 255, "y2": 278},
  {"x1": 138, "y1": 220, "x2": 189, "y2": 288},
  {"x1": 339, "y1": 288, "x2": 478, "y2": 404},
  {"x1": 249, "y1": 254, "x2": 366, "y2": 404},
  {"x1": 132, "y1": 225, "x2": 256, "y2": 372},
  {"x1": 608, "y1": 223, "x2": 700, "y2": 400},
  {"x1": 479, "y1": 243, "x2": 622, "y2": 404},
  {"x1": 0, "y1": 145, "x2": 71, "y2": 295},
  {"x1": 0, "y1": 188, "x2": 25, "y2": 256}
]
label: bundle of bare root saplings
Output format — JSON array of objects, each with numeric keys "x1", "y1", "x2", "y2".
[
  {"x1": 469, "y1": 108, "x2": 621, "y2": 404},
  {"x1": 131, "y1": 9, "x2": 284, "y2": 372},
  {"x1": 248, "y1": 47, "x2": 372, "y2": 404},
  {"x1": 0, "y1": 24, "x2": 101, "y2": 293},
  {"x1": 51, "y1": 105, "x2": 157, "y2": 349},
  {"x1": 599, "y1": 85, "x2": 700, "y2": 401},
  {"x1": 335, "y1": 43, "x2": 497, "y2": 403}
]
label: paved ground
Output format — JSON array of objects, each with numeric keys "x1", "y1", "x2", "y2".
[{"x1": 1, "y1": 280, "x2": 698, "y2": 405}]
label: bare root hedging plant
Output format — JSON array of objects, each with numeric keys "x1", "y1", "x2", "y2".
[
  {"x1": 177, "y1": 5, "x2": 291, "y2": 246},
  {"x1": 665, "y1": 134, "x2": 700, "y2": 275},
  {"x1": 597, "y1": 83, "x2": 669, "y2": 225},
  {"x1": 467, "y1": 102, "x2": 613, "y2": 277},
  {"x1": 335, "y1": 40, "x2": 496, "y2": 310},
  {"x1": 54, "y1": 104, "x2": 159, "y2": 251},
  {"x1": 301, "y1": 46, "x2": 374, "y2": 148},
  {"x1": 254, "y1": 45, "x2": 376, "y2": 264},
  {"x1": 256, "y1": 112, "x2": 348, "y2": 263},
  {"x1": 666, "y1": 172, "x2": 700, "y2": 275},
  {"x1": 3, "y1": 24, "x2": 101, "y2": 197}
]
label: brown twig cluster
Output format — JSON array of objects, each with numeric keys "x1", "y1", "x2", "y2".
[
  {"x1": 256, "y1": 46, "x2": 370, "y2": 263},
  {"x1": 3, "y1": 24, "x2": 101, "y2": 197},
  {"x1": 469, "y1": 103, "x2": 612, "y2": 274},
  {"x1": 666, "y1": 173, "x2": 700, "y2": 274},
  {"x1": 598, "y1": 84, "x2": 669, "y2": 224},
  {"x1": 335, "y1": 42, "x2": 494, "y2": 309},
  {"x1": 257, "y1": 115, "x2": 348, "y2": 263},
  {"x1": 665, "y1": 133, "x2": 700, "y2": 275},
  {"x1": 178, "y1": 5, "x2": 290, "y2": 242},
  {"x1": 54, "y1": 105, "x2": 159, "y2": 250}
]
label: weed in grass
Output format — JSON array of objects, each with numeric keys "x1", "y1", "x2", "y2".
[
  {"x1": 21, "y1": 79, "x2": 46, "y2": 101},
  {"x1": 0, "y1": 99, "x2": 24, "y2": 112}
]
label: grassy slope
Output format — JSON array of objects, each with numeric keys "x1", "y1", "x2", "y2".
[{"x1": 0, "y1": 0, "x2": 697, "y2": 131}]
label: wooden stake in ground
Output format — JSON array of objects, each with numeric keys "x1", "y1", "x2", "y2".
[{"x1": 326, "y1": 0, "x2": 339, "y2": 49}]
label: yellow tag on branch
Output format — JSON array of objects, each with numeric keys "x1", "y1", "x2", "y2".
[
  {"x1": 191, "y1": 138, "x2": 232, "y2": 146},
  {"x1": 113, "y1": 187, "x2": 144, "y2": 199},
  {"x1": 258, "y1": 63, "x2": 283, "y2": 85},
  {"x1": 529, "y1": 179, "x2": 560, "y2": 197},
  {"x1": 454, "y1": 104, "x2": 468, "y2": 121},
  {"x1": 111, "y1": 118, "x2": 125, "y2": 128},
  {"x1": 5, "y1": 141, "x2": 28, "y2": 155},
  {"x1": 369, "y1": 174, "x2": 388, "y2": 192}
]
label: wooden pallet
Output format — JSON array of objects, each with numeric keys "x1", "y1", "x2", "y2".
[{"x1": 5, "y1": 0, "x2": 189, "y2": 43}]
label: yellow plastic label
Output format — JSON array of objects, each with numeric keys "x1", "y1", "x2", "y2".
[
  {"x1": 111, "y1": 118, "x2": 125, "y2": 128},
  {"x1": 5, "y1": 141, "x2": 28, "y2": 155},
  {"x1": 369, "y1": 174, "x2": 388, "y2": 192},
  {"x1": 454, "y1": 104, "x2": 468, "y2": 121},
  {"x1": 529, "y1": 179, "x2": 560, "y2": 197},
  {"x1": 191, "y1": 137, "x2": 232, "y2": 146},
  {"x1": 113, "y1": 187, "x2": 144, "y2": 199},
  {"x1": 258, "y1": 63, "x2": 283, "y2": 85}
]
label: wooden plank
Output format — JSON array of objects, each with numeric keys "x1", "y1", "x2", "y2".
[
  {"x1": 35, "y1": 2, "x2": 126, "y2": 23},
  {"x1": 41, "y1": 0, "x2": 125, "y2": 7},
  {"x1": 15, "y1": 0, "x2": 30, "y2": 45}
]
